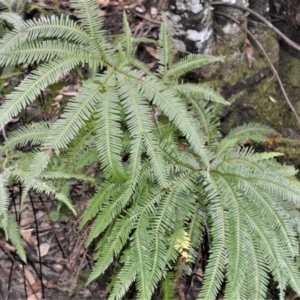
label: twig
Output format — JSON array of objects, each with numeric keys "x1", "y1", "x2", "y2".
[
  {"x1": 214, "y1": 11, "x2": 300, "y2": 127},
  {"x1": 211, "y1": 2, "x2": 300, "y2": 53}
]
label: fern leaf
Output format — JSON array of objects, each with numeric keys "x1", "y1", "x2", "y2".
[
  {"x1": 0, "y1": 11, "x2": 24, "y2": 29},
  {"x1": 87, "y1": 215, "x2": 136, "y2": 284},
  {"x1": 122, "y1": 11, "x2": 133, "y2": 60},
  {"x1": 80, "y1": 181, "x2": 122, "y2": 229},
  {"x1": 3, "y1": 40, "x2": 99, "y2": 66},
  {"x1": 5, "y1": 214, "x2": 26, "y2": 262},
  {"x1": 143, "y1": 133, "x2": 169, "y2": 188},
  {"x1": 108, "y1": 248, "x2": 138, "y2": 300},
  {"x1": 0, "y1": 15, "x2": 97, "y2": 60},
  {"x1": 198, "y1": 243, "x2": 226, "y2": 300},
  {"x1": 44, "y1": 81, "x2": 100, "y2": 151},
  {"x1": 170, "y1": 83, "x2": 228, "y2": 105},
  {"x1": 227, "y1": 122, "x2": 275, "y2": 140},
  {"x1": 134, "y1": 212, "x2": 152, "y2": 300},
  {"x1": 0, "y1": 174, "x2": 9, "y2": 237},
  {"x1": 71, "y1": 0, "x2": 109, "y2": 59},
  {"x1": 0, "y1": 58, "x2": 82, "y2": 130},
  {"x1": 95, "y1": 78, "x2": 127, "y2": 181},
  {"x1": 139, "y1": 75, "x2": 212, "y2": 166},
  {"x1": 4, "y1": 121, "x2": 51, "y2": 149},
  {"x1": 157, "y1": 13, "x2": 174, "y2": 78},
  {"x1": 165, "y1": 54, "x2": 224, "y2": 80}
]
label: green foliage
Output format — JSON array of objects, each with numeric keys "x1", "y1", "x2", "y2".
[{"x1": 0, "y1": 1, "x2": 300, "y2": 299}]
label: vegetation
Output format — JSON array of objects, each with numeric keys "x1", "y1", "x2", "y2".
[{"x1": 1, "y1": 0, "x2": 300, "y2": 298}]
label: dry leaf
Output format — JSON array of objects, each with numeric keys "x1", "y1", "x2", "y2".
[
  {"x1": 54, "y1": 94, "x2": 63, "y2": 101},
  {"x1": 145, "y1": 46, "x2": 158, "y2": 59},
  {"x1": 39, "y1": 243, "x2": 50, "y2": 257},
  {"x1": 20, "y1": 217, "x2": 35, "y2": 227},
  {"x1": 52, "y1": 264, "x2": 64, "y2": 273},
  {"x1": 97, "y1": 0, "x2": 109, "y2": 7},
  {"x1": 24, "y1": 268, "x2": 35, "y2": 284},
  {"x1": 150, "y1": 7, "x2": 158, "y2": 18},
  {"x1": 26, "y1": 281, "x2": 41, "y2": 293},
  {"x1": 21, "y1": 229, "x2": 34, "y2": 243},
  {"x1": 245, "y1": 39, "x2": 254, "y2": 69},
  {"x1": 62, "y1": 91, "x2": 79, "y2": 96},
  {"x1": 194, "y1": 268, "x2": 204, "y2": 282}
]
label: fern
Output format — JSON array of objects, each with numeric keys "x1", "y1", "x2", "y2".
[{"x1": 1, "y1": 1, "x2": 300, "y2": 299}]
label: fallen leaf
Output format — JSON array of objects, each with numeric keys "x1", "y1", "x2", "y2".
[
  {"x1": 245, "y1": 39, "x2": 254, "y2": 69},
  {"x1": 150, "y1": 7, "x2": 158, "y2": 18},
  {"x1": 39, "y1": 243, "x2": 50, "y2": 257},
  {"x1": 26, "y1": 281, "x2": 41, "y2": 293},
  {"x1": 24, "y1": 268, "x2": 35, "y2": 284},
  {"x1": 20, "y1": 217, "x2": 35, "y2": 227},
  {"x1": 97, "y1": 0, "x2": 109, "y2": 7},
  {"x1": 145, "y1": 46, "x2": 158, "y2": 58},
  {"x1": 21, "y1": 229, "x2": 34, "y2": 243}
]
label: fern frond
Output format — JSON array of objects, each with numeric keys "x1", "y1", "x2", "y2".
[
  {"x1": 0, "y1": 16, "x2": 97, "y2": 60},
  {"x1": 165, "y1": 54, "x2": 224, "y2": 80},
  {"x1": 244, "y1": 236, "x2": 269, "y2": 299},
  {"x1": 0, "y1": 173, "x2": 9, "y2": 237},
  {"x1": 143, "y1": 133, "x2": 169, "y2": 188},
  {"x1": 87, "y1": 215, "x2": 136, "y2": 284},
  {"x1": 0, "y1": 11, "x2": 24, "y2": 29},
  {"x1": 71, "y1": 0, "x2": 109, "y2": 59},
  {"x1": 108, "y1": 248, "x2": 138, "y2": 300},
  {"x1": 95, "y1": 78, "x2": 127, "y2": 181},
  {"x1": 157, "y1": 13, "x2": 174, "y2": 78},
  {"x1": 169, "y1": 83, "x2": 228, "y2": 105},
  {"x1": 86, "y1": 183, "x2": 132, "y2": 245},
  {"x1": 139, "y1": 75, "x2": 212, "y2": 165},
  {"x1": 227, "y1": 122, "x2": 275, "y2": 140},
  {"x1": 160, "y1": 272, "x2": 177, "y2": 300},
  {"x1": 44, "y1": 81, "x2": 100, "y2": 151},
  {"x1": 0, "y1": 58, "x2": 82, "y2": 130},
  {"x1": 122, "y1": 11, "x2": 133, "y2": 61},
  {"x1": 3, "y1": 40, "x2": 100, "y2": 66},
  {"x1": 198, "y1": 242, "x2": 226, "y2": 300},
  {"x1": 80, "y1": 181, "x2": 122, "y2": 229},
  {"x1": 4, "y1": 121, "x2": 51, "y2": 149},
  {"x1": 4, "y1": 214, "x2": 26, "y2": 262}
]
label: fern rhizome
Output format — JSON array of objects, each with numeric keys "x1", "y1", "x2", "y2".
[{"x1": 1, "y1": 0, "x2": 300, "y2": 299}]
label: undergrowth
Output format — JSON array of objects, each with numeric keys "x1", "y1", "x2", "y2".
[{"x1": 0, "y1": 0, "x2": 300, "y2": 299}]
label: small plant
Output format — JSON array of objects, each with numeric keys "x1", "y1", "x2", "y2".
[{"x1": 1, "y1": 0, "x2": 300, "y2": 299}]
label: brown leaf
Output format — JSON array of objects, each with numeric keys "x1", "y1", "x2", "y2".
[
  {"x1": 245, "y1": 39, "x2": 254, "y2": 69},
  {"x1": 21, "y1": 229, "x2": 34, "y2": 243},
  {"x1": 97, "y1": 0, "x2": 109, "y2": 7},
  {"x1": 145, "y1": 46, "x2": 158, "y2": 59},
  {"x1": 24, "y1": 268, "x2": 35, "y2": 284},
  {"x1": 26, "y1": 281, "x2": 41, "y2": 293},
  {"x1": 39, "y1": 243, "x2": 50, "y2": 257}
]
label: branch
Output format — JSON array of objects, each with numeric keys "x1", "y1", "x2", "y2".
[
  {"x1": 211, "y1": 2, "x2": 300, "y2": 53},
  {"x1": 214, "y1": 10, "x2": 300, "y2": 127}
]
